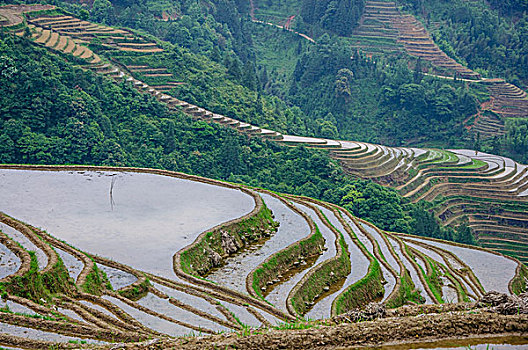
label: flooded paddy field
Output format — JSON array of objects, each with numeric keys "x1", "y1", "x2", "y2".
[{"x1": 0, "y1": 166, "x2": 524, "y2": 349}]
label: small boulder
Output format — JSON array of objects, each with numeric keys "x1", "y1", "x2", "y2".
[{"x1": 221, "y1": 230, "x2": 240, "y2": 255}]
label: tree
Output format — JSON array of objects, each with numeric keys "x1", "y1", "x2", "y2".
[
  {"x1": 91, "y1": 0, "x2": 114, "y2": 24},
  {"x1": 413, "y1": 58, "x2": 423, "y2": 83},
  {"x1": 455, "y1": 218, "x2": 475, "y2": 245}
]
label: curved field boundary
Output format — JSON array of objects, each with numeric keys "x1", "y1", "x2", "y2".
[
  {"x1": 72, "y1": 293, "x2": 158, "y2": 335},
  {"x1": 400, "y1": 238, "x2": 474, "y2": 302},
  {"x1": 406, "y1": 245, "x2": 444, "y2": 303},
  {"x1": 60, "y1": 298, "x2": 145, "y2": 334},
  {"x1": 407, "y1": 238, "x2": 485, "y2": 298},
  {"x1": 285, "y1": 197, "x2": 351, "y2": 317},
  {"x1": 0, "y1": 214, "x2": 58, "y2": 274},
  {"x1": 88, "y1": 255, "x2": 148, "y2": 299},
  {"x1": 26, "y1": 225, "x2": 93, "y2": 288},
  {"x1": 150, "y1": 286, "x2": 239, "y2": 330},
  {"x1": 331, "y1": 208, "x2": 384, "y2": 315},
  {"x1": 147, "y1": 272, "x2": 277, "y2": 325},
  {"x1": 390, "y1": 235, "x2": 439, "y2": 303},
  {"x1": 353, "y1": 217, "x2": 402, "y2": 302},
  {"x1": 175, "y1": 188, "x2": 265, "y2": 275},
  {"x1": 376, "y1": 228, "x2": 414, "y2": 307},
  {"x1": 391, "y1": 232, "x2": 525, "y2": 295},
  {"x1": 0, "y1": 164, "x2": 293, "y2": 322},
  {"x1": 0, "y1": 310, "x2": 143, "y2": 342},
  {"x1": 109, "y1": 291, "x2": 218, "y2": 334},
  {"x1": 0, "y1": 231, "x2": 31, "y2": 280},
  {"x1": 354, "y1": 217, "x2": 399, "y2": 281},
  {"x1": 246, "y1": 191, "x2": 323, "y2": 302}
]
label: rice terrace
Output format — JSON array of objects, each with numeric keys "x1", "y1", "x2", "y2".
[{"x1": 0, "y1": 0, "x2": 527, "y2": 349}]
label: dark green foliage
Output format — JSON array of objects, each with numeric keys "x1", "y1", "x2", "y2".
[
  {"x1": 409, "y1": 202, "x2": 455, "y2": 242},
  {"x1": 454, "y1": 218, "x2": 476, "y2": 245},
  {"x1": 486, "y1": 119, "x2": 528, "y2": 164},
  {"x1": 288, "y1": 39, "x2": 477, "y2": 145},
  {"x1": 0, "y1": 27, "x2": 477, "y2": 247},
  {"x1": 415, "y1": 0, "x2": 528, "y2": 85},
  {"x1": 300, "y1": 0, "x2": 364, "y2": 36},
  {"x1": 340, "y1": 181, "x2": 411, "y2": 234},
  {"x1": 488, "y1": 0, "x2": 528, "y2": 15}
]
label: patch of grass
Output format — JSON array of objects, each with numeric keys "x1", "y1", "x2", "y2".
[
  {"x1": 251, "y1": 222, "x2": 324, "y2": 299},
  {"x1": 0, "y1": 251, "x2": 73, "y2": 304},
  {"x1": 290, "y1": 210, "x2": 351, "y2": 316},
  {"x1": 81, "y1": 262, "x2": 111, "y2": 296},
  {"x1": 511, "y1": 263, "x2": 528, "y2": 295},
  {"x1": 180, "y1": 201, "x2": 278, "y2": 277},
  {"x1": 333, "y1": 256, "x2": 383, "y2": 314},
  {"x1": 118, "y1": 276, "x2": 151, "y2": 301}
]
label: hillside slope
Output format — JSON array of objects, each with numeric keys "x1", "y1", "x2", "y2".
[
  {"x1": 0, "y1": 164, "x2": 525, "y2": 349},
  {"x1": 1, "y1": 4, "x2": 527, "y2": 264}
]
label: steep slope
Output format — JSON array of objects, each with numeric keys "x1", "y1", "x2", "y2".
[{"x1": 0, "y1": 165, "x2": 524, "y2": 349}]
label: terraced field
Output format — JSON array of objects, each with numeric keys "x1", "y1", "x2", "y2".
[
  {"x1": 1, "y1": 5, "x2": 526, "y2": 265},
  {"x1": 0, "y1": 6, "x2": 528, "y2": 347},
  {"x1": 348, "y1": 1, "x2": 528, "y2": 138},
  {"x1": 0, "y1": 165, "x2": 525, "y2": 349}
]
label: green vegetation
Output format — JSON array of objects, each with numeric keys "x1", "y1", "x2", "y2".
[
  {"x1": 511, "y1": 264, "x2": 528, "y2": 295},
  {"x1": 386, "y1": 268, "x2": 424, "y2": 308},
  {"x1": 290, "y1": 220, "x2": 351, "y2": 316},
  {"x1": 333, "y1": 257, "x2": 383, "y2": 314},
  {"x1": 299, "y1": 0, "x2": 365, "y2": 37},
  {"x1": 417, "y1": 253, "x2": 444, "y2": 303},
  {"x1": 118, "y1": 276, "x2": 151, "y2": 301},
  {"x1": 410, "y1": 0, "x2": 528, "y2": 85},
  {"x1": 179, "y1": 202, "x2": 278, "y2": 276},
  {"x1": 80, "y1": 263, "x2": 111, "y2": 296},
  {"x1": 0, "y1": 252, "x2": 72, "y2": 303},
  {"x1": 251, "y1": 220, "x2": 324, "y2": 299},
  {"x1": 0, "y1": 33, "x2": 473, "y2": 247}
]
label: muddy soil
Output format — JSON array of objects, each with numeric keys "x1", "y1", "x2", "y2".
[{"x1": 115, "y1": 311, "x2": 528, "y2": 350}]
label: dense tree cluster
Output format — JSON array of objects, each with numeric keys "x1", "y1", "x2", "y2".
[
  {"x1": 0, "y1": 34, "x2": 469, "y2": 244},
  {"x1": 413, "y1": 0, "x2": 528, "y2": 86},
  {"x1": 300, "y1": 0, "x2": 364, "y2": 36},
  {"x1": 287, "y1": 37, "x2": 477, "y2": 146}
]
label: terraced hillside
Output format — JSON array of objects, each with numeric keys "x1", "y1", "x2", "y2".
[
  {"x1": 348, "y1": 1, "x2": 528, "y2": 138},
  {"x1": 0, "y1": 165, "x2": 525, "y2": 349},
  {"x1": 1, "y1": 5, "x2": 525, "y2": 265},
  {"x1": 27, "y1": 14, "x2": 163, "y2": 53},
  {"x1": 0, "y1": 5, "x2": 528, "y2": 348}
]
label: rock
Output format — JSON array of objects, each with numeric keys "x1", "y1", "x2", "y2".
[
  {"x1": 221, "y1": 230, "x2": 240, "y2": 255},
  {"x1": 209, "y1": 250, "x2": 222, "y2": 267},
  {"x1": 333, "y1": 303, "x2": 386, "y2": 324},
  {"x1": 323, "y1": 286, "x2": 330, "y2": 292},
  {"x1": 478, "y1": 291, "x2": 510, "y2": 307},
  {"x1": 477, "y1": 291, "x2": 528, "y2": 315}
]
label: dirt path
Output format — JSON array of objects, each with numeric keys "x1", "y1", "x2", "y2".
[{"x1": 98, "y1": 308, "x2": 528, "y2": 349}]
